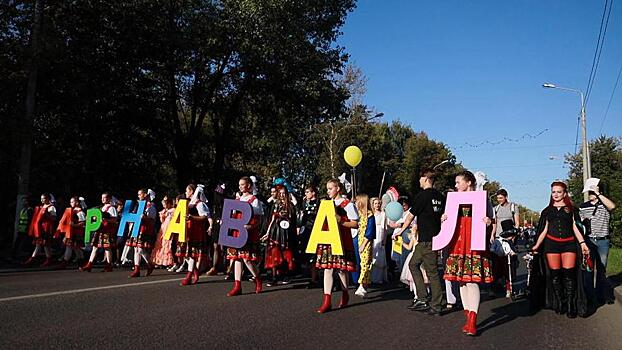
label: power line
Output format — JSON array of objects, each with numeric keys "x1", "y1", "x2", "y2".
[
  {"x1": 450, "y1": 129, "x2": 550, "y2": 150},
  {"x1": 585, "y1": 0, "x2": 614, "y2": 106},
  {"x1": 599, "y1": 60, "x2": 622, "y2": 134}
]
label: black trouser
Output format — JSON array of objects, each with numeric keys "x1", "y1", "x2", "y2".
[{"x1": 408, "y1": 242, "x2": 443, "y2": 309}]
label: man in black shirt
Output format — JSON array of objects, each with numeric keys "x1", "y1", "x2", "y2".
[{"x1": 399, "y1": 168, "x2": 445, "y2": 314}]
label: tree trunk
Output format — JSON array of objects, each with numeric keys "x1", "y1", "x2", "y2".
[{"x1": 14, "y1": 0, "x2": 44, "y2": 245}]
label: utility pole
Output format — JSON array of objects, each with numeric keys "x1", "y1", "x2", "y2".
[
  {"x1": 542, "y1": 83, "x2": 592, "y2": 201},
  {"x1": 13, "y1": 0, "x2": 44, "y2": 247},
  {"x1": 579, "y1": 92, "x2": 592, "y2": 201}
]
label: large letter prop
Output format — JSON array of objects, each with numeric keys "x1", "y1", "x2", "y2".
[
  {"x1": 117, "y1": 200, "x2": 146, "y2": 238},
  {"x1": 164, "y1": 199, "x2": 188, "y2": 242},
  {"x1": 55, "y1": 208, "x2": 73, "y2": 239},
  {"x1": 305, "y1": 200, "x2": 344, "y2": 256},
  {"x1": 432, "y1": 191, "x2": 487, "y2": 251},
  {"x1": 218, "y1": 199, "x2": 252, "y2": 249},
  {"x1": 84, "y1": 208, "x2": 102, "y2": 244}
]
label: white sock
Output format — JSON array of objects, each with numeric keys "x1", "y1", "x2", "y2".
[
  {"x1": 467, "y1": 283, "x2": 480, "y2": 313},
  {"x1": 134, "y1": 249, "x2": 141, "y2": 266},
  {"x1": 88, "y1": 247, "x2": 98, "y2": 263},
  {"x1": 234, "y1": 261, "x2": 243, "y2": 281},
  {"x1": 188, "y1": 258, "x2": 195, "y2": 272},
  {"x1": 323, "y1": 269, "x2": 334, "y2": 295},
  {"x1": 243, "y1": 259, "x2": 258, "y2": 279},
  {"x1": 459, "y1": 285, "x2": 470, "y2": 311},
  {"x1": 104, "y1": 250, "x2": 112, "y2": 264},
  {"x1": 32, "y1": 244, "x2": 42, "y2": 257},
  {"x1": 63, "y1": 247, "x2": 72, "y2": 261}
]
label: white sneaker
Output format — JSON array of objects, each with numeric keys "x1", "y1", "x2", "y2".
[
  {"x1": 506, "y1": 290, "x2": 512, "y2": 298},
  {"x1": 355, "y1": 285, "x2": 365, "y2": 297},
  {"x1": 167, "y1": 264, "x2": 178, "y2": 272}
]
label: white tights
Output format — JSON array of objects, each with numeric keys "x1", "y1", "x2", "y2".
[
  {"x1": 32, "y1": 244, "x2": 52, "y2": 258},
  {"x1": 234, "y1": 260, "x2": 258, "y2": 281},
  {"x1": 133, "y1": 247, "x2": 150, "y2": 266},
  {"x1": 459, "y1": 283, "x2": 480, "y2": 313},
  {"x1": 323, "y1": 269, "x2": 349, "y2": 295},
  {"x1": 88, "y1": 248, "x2": 112, "y2": 264}
]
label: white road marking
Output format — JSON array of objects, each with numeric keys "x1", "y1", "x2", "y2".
[{"x1": 0, "y1": 277, "x2": 183, "y2": 302}]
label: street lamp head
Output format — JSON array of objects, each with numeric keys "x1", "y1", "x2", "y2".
[{"x1": 542, "y1": 83, "x2": 556, "y2": 89}]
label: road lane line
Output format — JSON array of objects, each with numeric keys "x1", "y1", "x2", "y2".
[{"x1": 0, "y1": 277, "x2": 183, "y2": 302}]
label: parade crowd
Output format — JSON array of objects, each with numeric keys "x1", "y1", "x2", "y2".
[{"x1": 12, "y1": 169, "x2": 617, "y2": 336}]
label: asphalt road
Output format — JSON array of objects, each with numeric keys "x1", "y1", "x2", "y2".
[{"x1": 0, "y1": 265, "x2": 621, "y2": 350}]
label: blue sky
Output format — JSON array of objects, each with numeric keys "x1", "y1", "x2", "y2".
[{"x1": 338, "y1": 0, "x2": 622, "y2": 211}]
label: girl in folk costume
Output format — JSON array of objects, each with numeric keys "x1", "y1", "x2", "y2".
[
  {"x1": 80, "y1": 192, "x2": 118, "y2": 272},
  {"x1": 180, "y1": 184, "x2": 213, "y2": 286},
  {"x1": 56, "y1": 197, "x2": 87, "y2": 269},
  {"x1": 128, "y1": 189, "x2": 158, "y2": 278},
  {"x1": 225, "y1": 176, "x2": 263, "y2": 296},
  {"x1": 354, "y1": 194, "x2": 376, "y2": 298},
  {"x1": 371, "y1": 197, "x2": 388, "y2": 284},
  {"x1": 262, "y1": 185, "x2": 297, "y2": 286},
  {"x1": 169, "y1": 194, "x2": 186, "y2": 272},
  {"x1": 315, "y1": 179, "x2": 359, "y2": 313},
  {"x1": 151, "y1": 195, "x2": 176, "y2": 268},
  {"x1": 442, "y1": 171, "x2": 494, "y2": 336},
  {"x1": 24, "y1": 193, "x2": 57, "y2": 267}
]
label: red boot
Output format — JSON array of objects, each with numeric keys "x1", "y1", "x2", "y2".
[
  {"x1": 103, "y1": 263, "x2": 113, "y2": 272},
  {"x1": 22, "y1": 257, "x2": 35, "y2": 267},
  {"x1": 317, "y1": 294, "x2": 332, "y2": 313},
  {"x1": 79, "y1": 261, "x2": 93, "y2": 272},
  {"x1": 227, "y1": 280, "x2": 242, "y2": 296},
  {"x1": 338, "y1": 289, "x2": 349, "y2": 309},
  {"x1": 191, "y1": 269, "x2": 200, "y2": 284},
  {"x1": 180, "y1": 271, "x2": 193, "y2": 286},
  {"x1": 466, "y1": 311, "x2": 478, "y2": 336},
  {"x1": 129, "y1": 265, "x2": 140, "y2": 278},
  {"x1": 40, "y1": 257, "x2": 54, "y2": 267},
  {"x1": 255, "y1": 276, "x2": 263, "y2": 294},
  {"x1": 462, "y1": 310, "x2": 469, "y2": 333},
  {"x1": 146, "y1": 264, "x2": 155, "y2": 277}
]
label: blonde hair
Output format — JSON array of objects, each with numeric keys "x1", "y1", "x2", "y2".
[{"x1": 355, "y1": 193, "x2": 372, "y2": 217}]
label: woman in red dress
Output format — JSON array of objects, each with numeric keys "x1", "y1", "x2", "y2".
[
  {"x1": 443, "y1": 170, "x2": 493, "y2": 336},
  {"x1": 225, "y1": 176, "x2": 263, "y2": 296},
  {"x1": 56, "y1": 196, "x2": 86, "y2": 269},
  {"x1": 80, "y1": 192, "x2": 118, "y2": 272},
  {"x1": 23, "y1": 193, "x2": 57, "y2": 267}
]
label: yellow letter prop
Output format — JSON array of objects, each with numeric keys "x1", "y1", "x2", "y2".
[
  {"x1": 164, "y1": 199, "x2": 188, "y2": 242},
  {"x1": 305, "y1": 200, "x2": 344, "y2": 256}
]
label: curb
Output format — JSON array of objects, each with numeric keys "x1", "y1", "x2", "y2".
[{"x1": 614, "y1": 285, "x2": 622, "y2": 306}]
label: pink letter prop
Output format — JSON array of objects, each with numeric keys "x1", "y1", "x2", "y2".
[
  {"x1": 432, "y1": 191, "x2": 487, "y2": 251},
  {"x1": 218, "y1": 199, "x2": 252, "y2": 249}
]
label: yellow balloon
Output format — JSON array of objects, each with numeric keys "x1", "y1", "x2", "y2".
[{"x1": 344, "y1": 145, "x2": 362, "y2": 167}]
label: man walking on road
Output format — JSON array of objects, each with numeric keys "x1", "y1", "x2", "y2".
[{"x1": 398, "y1": 168, "x2": 445, "y2": 315}]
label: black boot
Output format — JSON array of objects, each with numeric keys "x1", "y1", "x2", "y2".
[
  {"x1": 550, "y1": 269, "x2": 566, "y2": 315},
  {"x1": 563, "y1": 268, "x2": 577, "y2": 319}
]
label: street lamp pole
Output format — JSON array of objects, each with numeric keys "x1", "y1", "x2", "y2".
[{"x1": 542, "y1": 83, "x2": 591, "y2": 201}]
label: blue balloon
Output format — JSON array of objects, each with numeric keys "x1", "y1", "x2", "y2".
[{"x1": 386, "y1": 201, "x2": 404, "y2": 221}]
